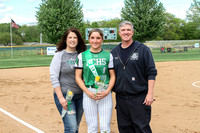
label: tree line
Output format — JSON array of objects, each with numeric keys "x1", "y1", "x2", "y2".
[{"x1": 0, "y1": 0, "x2": 199, "y2": 46}]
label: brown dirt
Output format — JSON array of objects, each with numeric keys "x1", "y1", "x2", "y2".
[{"x1": 0, "y1": 61, "x2": 200, "y2": 133}]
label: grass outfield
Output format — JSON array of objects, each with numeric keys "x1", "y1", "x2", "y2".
[
  {"x1": 0, "y1": 49, "x2": 200, "y2": 69},
  {"x1": 152, "y1": 48, "x2": 200, "y2": 62},
  {"x1": 0, "y1": 55, "x2": 53, "y2": 69}
]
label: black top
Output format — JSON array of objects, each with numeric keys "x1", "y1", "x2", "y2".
[
  {"x1": 120, "y1": 41, "x2": 135, "y2": 65},
  {"x1": 111, "y1": 41, "x2": 157, "y2": 96}
]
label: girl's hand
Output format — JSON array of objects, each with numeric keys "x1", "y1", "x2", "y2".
[
  {"x1": 86, "y1": 91, "x2": 98, "y2": 100},
  {"x1": 96, "y1": 89, "x2": 110, "y2": 100}
]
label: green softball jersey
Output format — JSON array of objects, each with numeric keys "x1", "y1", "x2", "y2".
[{"x1": 75, "y1": 49, "x2": 114, "y2": 87}]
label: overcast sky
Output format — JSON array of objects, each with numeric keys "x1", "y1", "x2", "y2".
[{"x1": 0, "y1": 0, "x2": 194, "y2": 25}]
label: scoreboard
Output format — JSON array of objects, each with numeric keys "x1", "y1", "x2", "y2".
[{"x1": 85, "y1": 28, "x2": 117, "y2": 40}]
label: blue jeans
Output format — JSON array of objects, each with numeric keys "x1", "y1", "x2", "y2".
[{"x1": 54, "y1": 93, "x2": 83, "y2": 133}]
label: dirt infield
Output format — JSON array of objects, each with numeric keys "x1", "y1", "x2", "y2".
[{"x1": 0, "y1": 61, "x2": 200, "y2": 133}]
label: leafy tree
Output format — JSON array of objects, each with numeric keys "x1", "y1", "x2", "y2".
[
  {"x1": 12, "y1": 34, "x2": 23, "y2": 45},
  {"x1": 121, "y1": 0, "x2": 165, "y2": 42},
  {"x1": 90, "y1": 22, "x2": 100, "y2": 28},
  {"x1": 0, "y1": 23, "x2": 10, "y2": 33},
  {"x1": 36, "y1": 0, "x2": 84, "y2": 44},
  {"x1": 20, "y1": 25, "x2": 41, "y2": 42},
  {"x1": 181, "y1": 21, "x2": 200, "y2": 39},
  {"x1": 0, "y1": 23, "x2": 23, "y2": 45},
  {"x1": 186, "y1": 0, "x2": 200, "y2": 39},
  {"x1": 98, "y1": 18, "x2": 121, "y2": 28},
  {"x1": 0, "y1": 32, "x2": 10, "y2": 46},
  {"x1": 157, "y1": 13, "x2": 184, "y2": 40},
  {"x1": 0, "y1": 32, "x2": 23, "y2": 46},
  {"x1": 187, "y1": 0, "x2": 200, "y2": 24},
  {"x1": 0, "y1": 23, "x2": 21, "y2": 36}
]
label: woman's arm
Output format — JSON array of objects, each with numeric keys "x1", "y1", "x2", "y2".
[
  {"x1": 50, "y1": 52, "x2": 68, "y2": 109},
  {"x1": 54, "y1": 86, "x2": 67, "y2": 110}
]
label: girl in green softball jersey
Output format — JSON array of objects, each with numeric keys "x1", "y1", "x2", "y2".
[{"x1": 75, "y1": 29, "x2": 115, "y2": 133}]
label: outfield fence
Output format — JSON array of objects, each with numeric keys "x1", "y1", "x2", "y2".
[
  {"x1": 1, "y1": 42, "x2": 200, "y2": 68},
  {"x1": 0, "y1": 46, "x2": 50, "y2": 59},
  {"x1": 146, "y1": 40, "x2": 200, "y2": 45},
  {"x1": 0, "y1": 44, "x2": 117, "y2": 59},
  {"x1": 1, "y1": 40, "x2": 200, "y2": 59}
]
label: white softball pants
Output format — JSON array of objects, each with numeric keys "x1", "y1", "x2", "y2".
[{"x1": 83, "y1": 87, "x2": 113, "y2": 133}]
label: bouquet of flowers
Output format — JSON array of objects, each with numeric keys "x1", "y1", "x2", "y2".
[
  {"x1": 95, "y1": 75, "x2": 108, "y2": 90},
  {"x1": 94, "y1": 75, "x2": 108, "y2": 103},
  {"x1": 61, "y1": 90, "x2": 74, "y2": 118}
]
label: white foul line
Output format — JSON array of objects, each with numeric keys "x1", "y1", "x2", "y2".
[
  {"x1": 192, "y1": 81, "x2": 200, "y2": 88},
  {"x1": 0, "y1": 108, "x2": 44, "y2": 133}
]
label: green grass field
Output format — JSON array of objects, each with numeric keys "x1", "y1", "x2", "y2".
[
  {"x1": 0, "y1": 55, "x2": 53, "y2": 69},
  {"x1": 152, "y1": 48, "x2": 200, "y2": 62},
  {"x1": 0, "y1": 47, "x2": 200, "y2": 69}
]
